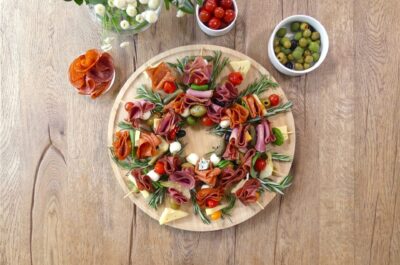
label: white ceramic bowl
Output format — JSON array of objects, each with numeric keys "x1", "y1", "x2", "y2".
[
  {"x1": 268, "y1": 15, "x2": 329, "y2": 76},
  {"x1": 195, "y1": 0, "x2": 238, "y2": 37}
]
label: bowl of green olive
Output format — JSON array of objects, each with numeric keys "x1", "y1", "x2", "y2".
[{"x1": 268, "y1": 15, "x2": 329, "y2": 76}]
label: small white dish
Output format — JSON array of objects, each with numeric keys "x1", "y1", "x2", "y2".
[
  {"x1": 195, "y1": 0, "x2": 238, "y2": 37},
  {"x1": 268, "y1": 15, "x2": 329, "y2": 76}
]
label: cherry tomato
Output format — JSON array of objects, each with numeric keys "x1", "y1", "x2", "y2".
[
  {"x1": 193, "y1": 77, "x2": 207, "y2": 86},
  {"x1": 204, "y1": 0, "x2": 217, "y2": 12},
  {"x1": 214, "y1": 7, "x2": 225, "y2": 19},
  {"x1": 163, "y1": 81, "x2": 177, "y2": 94},
  {"x1": 168, "y1": 127, "x2": 178, "y2": 140},
  {"x1": 254, "y1": 158, "x2": 267, "y2": 172},
  {"x1": 269, "y1": 94, "x2": 280, "y2": 106},
  {"x1": 223, "y1": 9, "x2": 235, "y2": 23},
  {"x1": 124, "y1": 102, "x2": 134, "y2": 111},
  {"x1": 199, "y1": 9, "x2": 211, "y2": 23},
  {"x1": 206, "y1": 199, "x2": 219, "y2": 208},
  {"x1": 201, "y1": 115, "x2": 214, "y2": 126},
  {"x1": 220, "y1": 0, "x2": 233, "y2": 9},
  {"x1": 208, "y1": 17, "x2": 221, "y2": 30},
  {"x1": 228, "y1": 72, "x2": 243, "y2": 86},
  {"x1": 154, "y1": 161, "x2": 166, "y2": 175},
  {"x1": 210, "y1": 210, "x2": 222, "y2": 220}
]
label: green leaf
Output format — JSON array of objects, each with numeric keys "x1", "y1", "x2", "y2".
[
  {"x1": 250, "y1": 152, "x2": 261, "y2": 178},
  {"x1": 118, "y1": 121, "x2": 134, "y2": 130},
  {"x1": 272, "y1": 127, "x2": 284, "y2": 146},
  {"x1": 129, "y1": 129, "x2": 136, "y2": 159},
  {"x1": 209, "y1": 51, "x2": 230, "y2": 89},
  {"x1": 258, "y1": 175, "x2": 293, "y2": 195},
  {"x1": 136, "y1": 85, "x2": 164, "y2": 112},
  {"x1": 221, "y1": 194, "x2": 236, "y2": 216}
]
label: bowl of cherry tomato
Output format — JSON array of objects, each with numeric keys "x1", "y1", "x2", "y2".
[{"x1": 196, "y1": 0, "x2": 238, "y2": 37}]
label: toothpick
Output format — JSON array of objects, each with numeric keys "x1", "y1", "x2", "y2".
[
  {"x1": 124, "y1": 190, "x2": 135, "y2": 199},
  {"x1": 200, "y1": 47, "x2": 204, "y2": 56},
  {"x1": 256, "y1": 201, "x2": 264, "y2": 210}
]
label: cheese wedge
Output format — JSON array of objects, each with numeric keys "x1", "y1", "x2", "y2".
[
  {"x1": 229, "y1": 60, "x2": 251, "y2": 77},
  {"x1": 153, "y1": 118, "x2": 161, "y2": 132},
  {"x1": 276, "y1": 126, "x2": 289, "y2": 141},
  {"x1": 134, "y1": 130, "x2": 141, "y2": 147},
  {"x1": 231, "y1": 179, "x2": 246, "y2": 194},
  {"x1": 159, "y1": 208, "x2": 189, "y2": 225},
  {"x1": 205, "y1": 204, "x2": 228, "y2": 216},
  {"x1": 149, "y1": 138, "x2": 169, "y2": 165}
]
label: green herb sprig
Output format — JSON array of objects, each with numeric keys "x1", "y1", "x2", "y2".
[
  {"x1": 209, "y1": 51, "x2": 230, "y2": 89},
  {"x1": 221, "y1": 194, "x2": 236, "y2": 217},
  {"x1": 209, "y1": 125, "x2": 232, "y2": 136},
  {"x1": 258, "y1": 175, "x2": 293, "y2": 195},
  {"x1": 109, "y1": 148, "x2": 150, "y2": 170},
  {"x1": 238, "y1": 75, "x2": 278, "y2": 99},
  {"x1": 149, "y1": 182, "x2": 166, "y2": 209},
  {"x1": 190, "y1": 190, "x2": 211, "y2": 224},
  {"x1": 136, "y1": 85, "x2": 164, "y2": 112},
  {"x1": 247, "y1": 101, "x2": 293, "y2": 124},
  {"x1": 168, "y1": 55, "x2": 214, "y2": 75},
  {"x1": 118, "y1": 121, "x2": 134, "y2": 130},
  {"x1": 271, "y1": 152, "x2": 292, "y2": 162}
]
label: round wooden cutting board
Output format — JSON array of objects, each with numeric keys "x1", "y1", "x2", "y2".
[{"x1": 108, "y1": 45, "x2": 296, "y2": 231}]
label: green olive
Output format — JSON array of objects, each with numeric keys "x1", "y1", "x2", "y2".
[
  {"x1": 283, "y1": 40, "x2": 291, "y2": 49},
  {"x1": 287, "y1": 54, "x2": 294, "y2": 61},
  {"x1": 273, "y1": 38, "x2": 280, "y2": 47},
  {"x1": 146, "y1": 113, "x2": 160, "y2": 127},
  {"x1": 305, "y1": 55, "x2": 314, "y2": 64},
  {"x1": 294, "y1": 63, "x2": 304, "y2": 70},
  {"x1": 294, "y1": 32, "x2": 302, "y2": 41},
  {"x1": 277, "y1": 52, "x2": 288, "y2": 64},
  {"x1": 291, "y1": 22, "x2": 300, "y2": 32},
  {"x1": 300, "y1": 22, "x2": 309, "y2": 31},
  {"x1": 299, "y1": 38, "x2": 308, "y2": 48},
  {"x1": 274, "y1": 46, "x2": 281, "y2": 54},
  {"x1": 315, "y1": 40, "x2": 321, "y2": 45},
  {"x1": 276, "y1": 28, "x2": 287, "y2": 38},
  {"x1": 261, "y1": 98, "x2": 271, "y2": 108},
  {"x1": 281, "y1": 47, "x2": 292, "y2": 55},
  {"x1": 249, "y1": 125, "x2": 257, "y2": 146},
  {"x1": 311, "y1": 31, "x2": 320, "y2": 40},
  {"x1": 292, "y1": 47, "x2": 304, "y2": 60},
  {"x1": 186, "y1": 116, "x2": 197, "y2": 125},
  {"x1": 304, "y1": 50, "x2": 312, "y2": 57},
  {"x1": 168, "y1": 197, "x2": 180, "y2": 210},
  {"x1": 181, "y1": 162, "x2": 194, "y2": 169},
  {"x1": 296, "y1": 57, "x2": 304, "y2": 64},
  {"x1": 190, "y1": 105, "x2": 207, "y2": 117},
  {"x1": 312, "y1": 53, "x2": 320, "y2": 62},
  {"x1": 279, "y1": 37, "x2": 290, "y2": 46},
  {"x1": 303, "y1": 29, "x2": 312, "y2": 38},
  {"x1": 308, "y1": 42, "x2": 320, "y2": 53},
  {"x1": 303, "y1": 63, "x2": 311, "y2": 69}
]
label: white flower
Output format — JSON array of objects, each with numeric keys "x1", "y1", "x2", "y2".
[
  {"x1": 139, "y1": 0, "x2": 149, "y2": 4},
  {"x1": 120, "y1": 20, "x2": 130, "y2": 30},
  {"x1": 101, "y1": 43, "x2": 112, "y2": 51},
  {"x1": 108, "y1": 0, "x2": 115, "y2": 7},
  {"x1": 120, "y1": 41, "x2": 130, "y2": 48},
  {"x1": 210, "y1": 154, "x2": 221, "y2": 166},
  {"x1": 176, "y1": 10, "x2": 186, "y2": 18},
  {"x1": 219, "y1": 119, "x2": 230, "y2": 128},
  {"x1": 143, "y1": 10, "x2": 158, "y2": 23},
  {"x1": 148, "y1": 0, "x2": 160, "y2": 9},
  {"x1": 114, "y1": 0, "x2": 127, "y2": 9},
  {"x1": 169, "y1": 141, "x2": 182, "y2": 154},
  {"x1": 135, "y1": 14, "x2": 144, "y2": 23},
  {"x1": 103, "y1": 37, "x2": 114, "y2": 44},
  {"x1": 186, "y1": 153, "x2": 199, "y2": 165},
  {"x1": 147, "y1": 170, "x2": 160, "y2": 182},
  {"x1": 94, "y1": 4, "x2": 106, "y2": 16},
  {"x1": 126, "y1": 4, "x2": 137, "y2": 16}
]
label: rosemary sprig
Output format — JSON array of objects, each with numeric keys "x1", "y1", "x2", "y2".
[
  {"x1": 271, "y1": 152, "x2": 292, "y2": 162},
  {"x1": 237, "y1": 75, "x2": 279, "y2": 99},
  {"x1": 136, "y1": 85, "x2": 164, "y2": 112},
  {"x1": 209, "y1": 125, "x2": 232, "y2": 136},
  {"x1": 247, "y1": 101, "x2": 293, "y2": 123},
  {"x1": 210, "y1": 51, "x2": 230, "y2": 89},
  {"x1": 118, "y1": 121, "x2": 134, "y2": 130},
  {"x1": 148, "y1": 182, "x2": 166, "y2": 209},
  {"x1": 221, "y1": 194, "x2": 236, "y2": 216},
  {"x1": 190, "y1": 190, "x2": 211, "y2": 224},
  {"x1": 258, "y1": 175, "x2": 293, "y2": 195},
  {"x1": 168, "y1": 55, "x2": 214, "y2": 74}
]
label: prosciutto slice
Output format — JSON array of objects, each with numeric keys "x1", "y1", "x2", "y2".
[
  {"x1": 218, "y1": 167, "x2": 247, "y2": 189},
  {"x1": 242, "y1": 94, "x2": 265, "y2": 118},
  {"x1": 125, "y1": 100, "x2": 155, "y2": 128},
  {"x1": 255, "y1": 119, "x2": 276, "y2": 152},
  {"x1": 131, "y1": 169, "x2": 154, "y2": 192},
  {"x1": 234, "y1": 124, "x2": 249, "y2": 149},
  {"x1": 145, "y1": 62, "x2": 176, "y2": 90},
  {"x1": 183, "y1": 93, "x2": 211, "y2": 107},
  {"x1": 241, "y1": 148, "x2": 256, "y2": 172},
  {"x1": 168, "y1": 188, "x2": 189, "y2": 204},
  {"x1": 112, "y1": 131, "x2": 132, "y2": 160},
  {"x1": 214, "y1": 82, "x2": 238, "y2": 105},
  {"x1": 159, "y1": 155, "x2": 181, "y2": 174},
  {"x1": 164, "y1": 92, "x2": 186, "y2": 114},
  {"x1": 169, "y1": 168, "x2": 196, "y2": 190},
  {"x1": 207, "y1": 103, "x2": 224, "y2": 123},
  {"x1": 155, "y1": 109, "x2": 181, "y2": 138},
  {"x1": 136, "y1": 131, "x2": 161, "y2": 159},
  {"x1": 196, "y1": 188, "x2": 223, "y2": 208},
  {"x1": 183, "y1": 57, "x2": 213, "y2": 85},
  {"x1": 223, "y1": 103, "x2": 249, "y2": 128},
  {"x1": 194, "y1": 164, "x2": 221, "y2": 187},
  {"x1": 222, "y1": 138, "x2": 239, "y2": 161},
  {"x1": 235, "y1": 179, "x2": 261, "y2": 205}
]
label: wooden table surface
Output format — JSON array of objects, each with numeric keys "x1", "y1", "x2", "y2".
[{"x1": 1, "y1": 0, "x2": 400, "y2": 264}]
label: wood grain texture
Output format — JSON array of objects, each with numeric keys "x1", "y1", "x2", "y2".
[{"x1": 0, "y1": 0, "x2": 399, "y2": 264}]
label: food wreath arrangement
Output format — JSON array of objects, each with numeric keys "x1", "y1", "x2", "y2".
[{"x1": 108, "y1": 45, "x2": 295, "y2": 230}]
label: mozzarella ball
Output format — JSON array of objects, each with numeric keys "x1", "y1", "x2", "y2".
[
  {"x1": 126, "y1": 5, "x2": 137, "y2": 16},
  {"x1": 139, "y1": 0, "x2": 149, "y2": 4},
  {"x1": 141, "y1": 111, "x2": 151, "y2": 120},
  {"x1": 201, "y1": 185, "x2": 210, "y2": 189},
  {"x1": 186, "y1": 153, "x2": 199, "y2": 165},
  {"x1": 94, "y1": 4, "x2": 106, "y2": 16},
  {"x1": 176, "y1": 10, "x2": 186, "y2": 18},
  {"x1": 219, "y1": 119, "x2": 230, "y2": 128},
  {"x1": 143, "y1": 10, "x2": 158, "y2": 23},
  {"x1": 148, "y1": 0, "x2": 160, "y2": 9},
  {"x1": 180, "y1": 108, "x2": 190, "y2": 118},
  {"x1": 120, "y1": 20, "x2": 130, "y2": 29},
  {"x1": 147, "y1": 170, "x2": 160, "y2": 182},
  {"x1": 169, "y1": 141, "x2": 182, "y2": 154},
  {"x1": 135, "y1": 14, "x2": 144, "y2": 23},
  {"x1": 210, "y1": 153, "x2": 221, "y2": 166}
]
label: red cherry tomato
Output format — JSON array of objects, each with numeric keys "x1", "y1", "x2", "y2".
[
  {"x1": 168, "y1": 127, "x2": 178, "y2": 141},
  {"x1": 124, "y1": 102, "x2": 134, "y2": 111},
  {"x1": 269, "y1": 94, "x2": 280, "y2": 106},
  {"x1": 254, "y1": 158, "x2": 267, "y2": 172},
  {"x1": 223, "y1": 9, "x2": 235, "y2": 23},
  {"x1": 154, "y1": 161, "x2": 166, "y2": 175},
  {"x1": 199, "y1": 9, "x2": 211, "y2": 23},
  {"x1": 228, "y1": 72, "x2": 243, "y2": 86},
  {"x1": 206, "y1": 199, "x2": 219, "y2": 208},
  {"x1": 220, "y1": 0, "x2": 233, "y2": 9},
  {"x1": 208, "y1": 17, "x2": 221, "y2": 30},
  {"x1": 201, "y1": 116, "x2": 214, "y2": 126},
  {"x1": 204, "y1": 0, "x2": 217, "y2": 12},
  {"x1": 163, "y1": 81, "x2": 177, "y2": 94},
  {"x1": 214, "y1": 7, "x2": 225, "y2": 19}
]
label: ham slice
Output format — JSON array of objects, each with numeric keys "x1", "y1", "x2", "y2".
[
  {"x1": 159, "y1": 155, "x2": 181, "y2": 174},
  {"x1": 214, "y1": 82, "x2": 238, "y2": 105},
  {"x1": 112, "y1": 131, "x2": 132, "y2": 160},
  {"x1": 255, "y1": 119, "x2": 276, "y2": 152},
  {"x1": 145, "y1": 62, "x2": 176, "y2": 90},
  {"x1": 222, "y1": 138, "x2": 239, "y2": 161},
  {"x1": 131, "y1": 169, "x2": 154, "y2": 192},
  {"x1": 223, "y1": 103, "x2": 249, "y2": 128},
  {"x1": 207, "y1": 103, "x2": 224, "y2": 123},
  {"x1": 183, "y1": 57, "x2": 212, "y2": 85},
  {"x1": 169, "y1": 168, "x2": 196, "y2": 190},
  {"x1": 125, "y1": 100, "x2": 155, "y2": 128},
  {"x1": 168, "y1": 188, "x2": 189, "y2": 204},
  {"x1": 136, "y1": 131, "x2": 161, "y2": 159},
  {"x1": 241, "y1": 149, "x2": 256, "y2": 172},
  {"x1": 196, "y1": 188, "x2": 223, "y2": 208},
  {"x1": 218, "y1": 167, "x2": 247, "y2": 189},
  {"x1": 194, "y1": 163, "x2": 221, "y2": 187},
  {"x1": 235, "y1": 179, "x2": 261, "y2": 205},
  {"x1": 155, "y1": 109, "x2": 181, "y2": 139}
]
